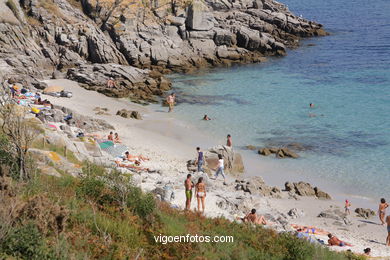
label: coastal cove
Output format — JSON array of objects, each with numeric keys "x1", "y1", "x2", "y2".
[
  {"x1": 168, "y1": 0, "x2": 390, "y2": 201},
  {"x1": 1, "y1": 0, "x2": 389, "y2": 257}
]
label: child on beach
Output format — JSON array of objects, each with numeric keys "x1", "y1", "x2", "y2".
[
  {"x1": 345, "y1": 199, "x2": 351, "y2": 215},
  {"x1": 379, "y1": 198, "x2": 389, "y2": 225},
  {"x1": 166, "y1": 93, "x2": 176, "y2": 113}
]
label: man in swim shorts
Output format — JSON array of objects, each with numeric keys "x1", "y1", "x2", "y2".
[
  {"x1": 327, "y1": 234, "x2": 352, "y2": 247},
  {"x1": 184, "y1": 174, "x2": 193, "y2": 211}
]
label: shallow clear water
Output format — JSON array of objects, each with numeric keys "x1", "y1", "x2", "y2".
[{"x1": 168, "y1": 0, "x2": 390, "y2": 198}]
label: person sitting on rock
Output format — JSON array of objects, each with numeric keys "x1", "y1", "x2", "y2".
[
  {"x1": 114, "y1": 132, "x2": 121, "y2": 143},
  {"x1": 327, "y1": 234, "x2": 352, "y2": 247},
  {"x1": 363, "y1": 248, "x2": 371, "y2": 256},
  {"x1": 242, "y1": 209, "x2": 267, "y2": 225},
  {"x1": 107, "y1": 131, "x2": 114, "y2": 141},
  {"x1": 107, "y1": 77, "x2": 116, "y2": 88}
]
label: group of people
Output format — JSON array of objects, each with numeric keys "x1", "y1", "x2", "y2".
[
  {"x1": 107, "y1": 131, "x2": 122, "y2": 144},
  {"x1": 184, "y1": 174, "x2": 206, "y2": 213},
  {"x1": 184, "y1": 134, "x2": 234, "y2": 212}
]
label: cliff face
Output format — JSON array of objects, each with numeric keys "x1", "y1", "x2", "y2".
[{"x1": 0, "y1": 0, "x2": 326, "y2": 102}]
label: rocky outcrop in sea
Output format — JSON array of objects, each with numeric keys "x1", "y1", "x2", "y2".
[{"x1": 0, "y1": 0, "x2": 327, "y2": 102}]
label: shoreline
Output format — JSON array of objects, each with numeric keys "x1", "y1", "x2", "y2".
[{"x1": 43, "y1": 79, "x2": 390, "y2": 257}]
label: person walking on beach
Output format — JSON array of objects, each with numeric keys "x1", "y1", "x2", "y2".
[
  {"x1": 195, "y1": 147, "x2": 204, "y2": 172},
  {"x1": 184, "y1": 174, "x2": 193, "y2": 211},
  {"x1": 214, "y1": 154, "x2": 226, "y2": 181},
  {"x1": 195, "y1": 177, "x2": 206, "y2": 213},
  {"x1": 166, "y1": 93, "x2": 176, "y2": 112},
  {"x1": 345, "y1": 199, "x2": 351, "y2": 215},
  {"x1": 226, "y1": 134, "x2": 232, "y2": 147},
  {"x1": 379, "y1": 198, "x2": 389, "y2": 225},
  {"x1": 386, "y1": 215, "x2": 390, "y2": 246}
]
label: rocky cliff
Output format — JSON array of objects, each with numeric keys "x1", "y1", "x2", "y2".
[{"x1": 0, "y1": 0, "x2": 326, "y2": 102}]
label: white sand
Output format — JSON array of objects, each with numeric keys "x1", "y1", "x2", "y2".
[{"x1": 42, "y1": 79, "x2": 390, "y2": 258}]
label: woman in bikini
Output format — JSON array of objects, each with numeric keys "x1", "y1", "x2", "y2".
[
  {"x1": 195, "y1": 177, "x2": 206, "y2": 213},
  {"x1": 379, "y1": 198, "x2": 389, "y2": 225}
]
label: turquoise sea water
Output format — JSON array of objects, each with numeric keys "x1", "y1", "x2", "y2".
[{"x1": 168, "y1": 0, "x2": 390, "y2": 198}]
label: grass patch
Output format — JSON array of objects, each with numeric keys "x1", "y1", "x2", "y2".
[{"x1": 0, "y1": 161, "x2": 366, "y2": 260}]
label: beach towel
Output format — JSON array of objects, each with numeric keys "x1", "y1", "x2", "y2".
[
  {"x1": 98, "y1": 141, "x2": 115, "y2": 149},
  {"x1": 101, "y1": 143, "x2": 128, "y2": 157}
]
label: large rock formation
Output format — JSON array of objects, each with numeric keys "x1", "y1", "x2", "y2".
[
  {"x1": 0, "y1": 0, "x2": 327, "y2": 102},
  {"x1": 187, "y1": 145, "x2": 244, "y2": 175}
]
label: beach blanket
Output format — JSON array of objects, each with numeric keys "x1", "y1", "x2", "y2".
[
  {"x1": 98, "y1": 141, "x2": 115, "y2": 149},
  {"x1": 101, "y1": 143, "x2": 128, "y2": 157}
]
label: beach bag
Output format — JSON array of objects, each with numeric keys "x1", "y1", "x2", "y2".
[{"x1": 31, "y1": 107, "x2": 40, "y2": 114}]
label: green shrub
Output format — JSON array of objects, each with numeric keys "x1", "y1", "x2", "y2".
[
  {"x1": 1, "y1": 223, "x2": 53, "y2": 259},
  {"x1": 76, "y1": 177, "x2": 105, "y2": 201},
  {"x1": 82, "y1": 162, "x2": 106, "y2": 177},
  {"x1": 127, "y1": 186, "x2": 156, "y2": 219}
]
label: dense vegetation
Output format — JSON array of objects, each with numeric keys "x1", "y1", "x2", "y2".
[{"x1": 0, "y1": 132, "x2": 365, "y2": 260}]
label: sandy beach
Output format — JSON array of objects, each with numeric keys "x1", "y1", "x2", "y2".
[{"x1": 42, "y1": 79, "x2": 390, "y2": 258}]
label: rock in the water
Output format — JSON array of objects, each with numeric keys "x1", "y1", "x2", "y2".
[
  {"x1": 281, "y1": 148, "x2": 299, "y2": 158},
  {"x1": 258, "y1": 148, "x2": 271, "y2": 156},
  {"x1": 246, "y1": 145, "x2": 257, "y2": 150}
]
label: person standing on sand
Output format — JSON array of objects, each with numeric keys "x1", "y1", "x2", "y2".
[
  {"x1": 195, "y1": 177, "x2": 206, "y2": 213},
  {"x1": 184, "y1": 174, "x2": 193, "y2": 211},
  {"x1": 195, "y1": 147, "x2": 204, "y2": 173},
  {"x1": 226, "y1": 134, "x2": 232, "y2": 147},
  {"x1": 379, "y1": 198, "x2": 389, "y2": 225},
  {"x1": 166, "y1": 93, "x2": 176, "y2": 112},
  {"x1": 386, "y1": 215, "x2": 390, "y2": 246},
  {"x1": 214, "y1": 154, "x2": 226, "y2": 181},
  {"x1": 345, "y1": 199, "x2": 351, "y2": 215}
]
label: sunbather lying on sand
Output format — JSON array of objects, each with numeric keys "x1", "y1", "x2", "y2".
[
  {"x1": 114, "y1": 160, "x2": 149, "y2": 172},
  {"x1": 291, "y1": 224, "x2": 330, "y2": 235},
  {"x1": 327, "y1": 233, "x2": 352, "y2": 247},
  {"x1": 125, "y1": 151, "x2": 149, "y2": 162}
]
